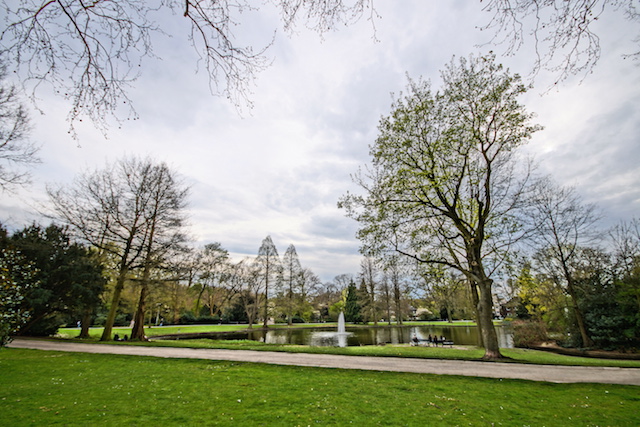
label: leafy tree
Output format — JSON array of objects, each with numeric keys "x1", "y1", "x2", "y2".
[
  {"x1": 341, "y1": 54, "x2": 540, "y2": 359},
  {"x1": 343, "y1": 281, "x2": 362, "y2": 323},
  {"x1": 528, "y1": 176, "x2": 601, "y2": 347},
  {"x1": 356, "y1": 279, "x2": 370, "y2": 322},
  {"x1": 0, "y1": 247, "x2": 35, "y2": 346},
  {"x1": 424, "y1": 266, "x2": 466, "y2": 323},
  {"x1": 8, "y1": 223, "x2": 106, "y2": 336},
  {"x1": 0, "y1": 65, "x2": 38, "y2": 191},
  {"x1": 610, "y1": 219, "x2": 640, "y2": 328},
  {"x1": 570, "y1": 247, "x2": 634, "y2": 349},
  {"x1": 0, "y1": 0, "x2": 372, "y2": 134}
]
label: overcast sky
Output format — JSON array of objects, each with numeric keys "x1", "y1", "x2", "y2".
[{"x1": 1, "y1": 1, "x2": 639, "y2": 282}]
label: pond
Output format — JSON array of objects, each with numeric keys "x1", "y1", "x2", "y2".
[{"x1": 160, "y1": 324, "x2": 513, "y2": 348}]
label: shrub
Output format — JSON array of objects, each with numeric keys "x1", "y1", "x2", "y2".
[{"x1": 512, "y1": 320, "x2": 548, "y2": 348}]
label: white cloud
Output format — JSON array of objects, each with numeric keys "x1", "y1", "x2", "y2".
[{"x1": 2, "y1": 1, "x2": 639, "y2": 281}]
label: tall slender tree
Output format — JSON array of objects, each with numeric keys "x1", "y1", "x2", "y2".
[
  {"x1": 359, "y1": 256, "x2": 378, "y2": 325},
  {"x1": 255, "y1": 235, "x2": 281, "y2": 328},
  {"x1": 343, "y1": 281, "x2": 362, "y2": 323},
  {"x1": 193, "y1": 243, "x2": 230, "y2": 316},
  {"x1": 282, "y1": 244, "x2": 302, "y2": 325},
  {"x1": 130, "y1": 162, "x2": 189, "y2": 340}
]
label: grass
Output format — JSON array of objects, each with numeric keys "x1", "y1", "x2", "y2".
[
  {"x1": 56, "y1": 320, "x2": 496, "y2": 339},
  {"x1": 56, "y1": 324, "x2": 252, "y2": 339},
  {"x1": 56, "y1": 324, "x2": 640, "y2": 368},
  {"x1": 1, "y1": 348, "x2": 639, "y2": 426}
]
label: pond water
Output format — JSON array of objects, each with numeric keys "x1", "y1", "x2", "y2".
[{"x1": 163, "y1": 324, "x2": 513, "y2": 348}]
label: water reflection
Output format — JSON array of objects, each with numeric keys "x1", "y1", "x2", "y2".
[{"x1": 169, "y1": 324, "x2": 513, "y2": 348}]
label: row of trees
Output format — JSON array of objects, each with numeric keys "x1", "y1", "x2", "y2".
[
  {"x1": 506, "y1": 218, "x2": 640, "y2": 350},
  {"x1": 340, "y1": 54, "x2": 639, "y2": 359},
  {"x1": 1, "y1": 176, "x2": 457, "y2": 347},
  {"x1": 1, "y1": 154, "x2": 408, "y2": 343}
]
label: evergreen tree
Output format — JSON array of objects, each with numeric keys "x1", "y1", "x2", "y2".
[{"x1": 344, "y1": 281, "x2": 362, "y2": 323}]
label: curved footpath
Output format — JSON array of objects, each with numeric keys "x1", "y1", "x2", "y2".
[{"x1": 8, "y1": 338, "x2": 640, "y2": 386}]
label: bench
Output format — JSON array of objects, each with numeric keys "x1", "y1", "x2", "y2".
[{"x1": 411, "y1": 339, "x2": 454, "y2": 347}]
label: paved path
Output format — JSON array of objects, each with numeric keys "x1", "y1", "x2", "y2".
[{"x1": 8, "y1": 338, "x2": 640, "y2": 386}]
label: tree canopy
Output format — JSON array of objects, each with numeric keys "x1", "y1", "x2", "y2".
[
  {"x1": 0, "y1": 0, "x2": 373, "y2": 135},
  {"x1": 340, "y1": 54, "x2": 541, "y2": 358}
]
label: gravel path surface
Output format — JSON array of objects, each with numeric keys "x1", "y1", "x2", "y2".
[{"x1": 9, "y1": 338, "x2": 640, "y2": 386}]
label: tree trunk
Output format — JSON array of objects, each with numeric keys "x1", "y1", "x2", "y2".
[
  {"x1": 469, "y1": 282, "x2": 484, "y2": 348},
  {"x1": 262, "y1": 285, "x2": 269, "y2": 329},
  {"x1": 130, "y1": 282, "x2": 149, "y2": 341},
  {"x1": 287, "y1": 284, "x2": 293, "y2": 326},
  {"x1": 393, "y1": 282, "x2": 403, "y2": 325},
  {"x1": 477, "y1": 280, "x2": 503, "y2": 360},
  {"x1": 100, "y1": 266, "x2": 128, "y2": 341},
  {"x1": 566, "y1": 279, "x2": 594, "y2": 347},
  {"x1": 194, "y1": 284, "x2": 207, "y2": 317},
  {"x1": 78, "y1": 308, "x2": 92, "y2": 339}
]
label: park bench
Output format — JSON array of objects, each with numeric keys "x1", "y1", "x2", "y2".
[{"x1": 412, "y1": 339, "x2": 454, "y2": 347}]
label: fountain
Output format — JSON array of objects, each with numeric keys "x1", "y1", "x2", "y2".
[
  {"x1": 337, "y1": 311, "x2": 346, "y2": 334},
  {"x1": 309, "y1": 311, "x2": 352, "y2": 347}
]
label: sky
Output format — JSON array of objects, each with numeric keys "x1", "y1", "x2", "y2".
[{"x1": 1, "y1": 1, "x2": 639, "y2": 282}]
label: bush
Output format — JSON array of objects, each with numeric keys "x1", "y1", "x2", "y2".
[
  {"x1": 177, "y1": 311, "x2": 221, "y2": 325},
  {"x1": 512, "y1": 320, "x2": 548, "y2": 348},
  {"x1": 418, "y1": 311, "x2": 438, "y2": 321}
]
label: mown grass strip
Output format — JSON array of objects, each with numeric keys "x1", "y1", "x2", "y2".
[
  {"x1": 1, "y1": 348, "x2": 639, "y2": 426},
  {"x1": 55, "y1": 324, "x2": 640, "y2": 368}
]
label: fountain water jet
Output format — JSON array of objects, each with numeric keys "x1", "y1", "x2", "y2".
[
  {"x1": 309, "y1": 311, "x2": 351, "y2": 347},
  {"x1": 337, "y1": 311, "x2": 346, "y2": 334}
]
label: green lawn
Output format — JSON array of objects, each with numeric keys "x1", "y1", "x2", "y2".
[
  {"x1": 1, "y1": 348, "x2": 639, "y2": 426},
  {"x1": 56, "y1": 320, "x2": 495, "y2": 339},
  {"x1": 56, "y1": 324, "x2": 640, "y2": 368}
]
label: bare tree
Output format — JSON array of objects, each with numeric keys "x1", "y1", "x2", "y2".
[
  {"x1": 298, "y1": 266, "x2": 321, "y2": 316},
  {"x1": 0, "y1": 0, "x2": 373, "y2": 135},
  {"x1": 610, "y1": 218, "x2": 640, "y2": 277},
  {"x1": 358, "y1": 256, "x2": 378, "y2": 325},
  {"x1": 48, "y1": 156, "x2": 189, "y2": 341},
  {"x1": 235, "y1": 258, "x2": 261, "y2": 328},
  {"x1": 527, "y1": 176, "x2": 601, "y2": 347},
  {"x1": 255, "y1": 235, "x2": 281, "y2": 328},
  {"x1": 192, "y1": 242, "x2": 230, "y2": 316},
  {"x1": 380, "y1": 253, "x2": 410, "y2": 325},
  {"x1": 130, "y1": 161, "x2": 189, "y2": 340},
  {"x1": 481, "y1": 0, "x2": 640, "y2": 85},
  {"x1": 0, "y1": 65, "x2": 38, "y2": 190},
  {"x1": 281, "y1": 243, "x2": 302, "y2": 325}
]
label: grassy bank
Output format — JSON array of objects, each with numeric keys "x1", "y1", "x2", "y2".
[
  {"x1": 58, "y1": 324, "x2": 640, "y2": 368},
  {"x1": 56, "y1": 320, "x2": 493, "y2": 339},
  {"x1": 1, "y1": 348, "x2": 638, "y2": 426},
  {"x1": 55, "y1": 324, "x2": 640, "y2": 368}
]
